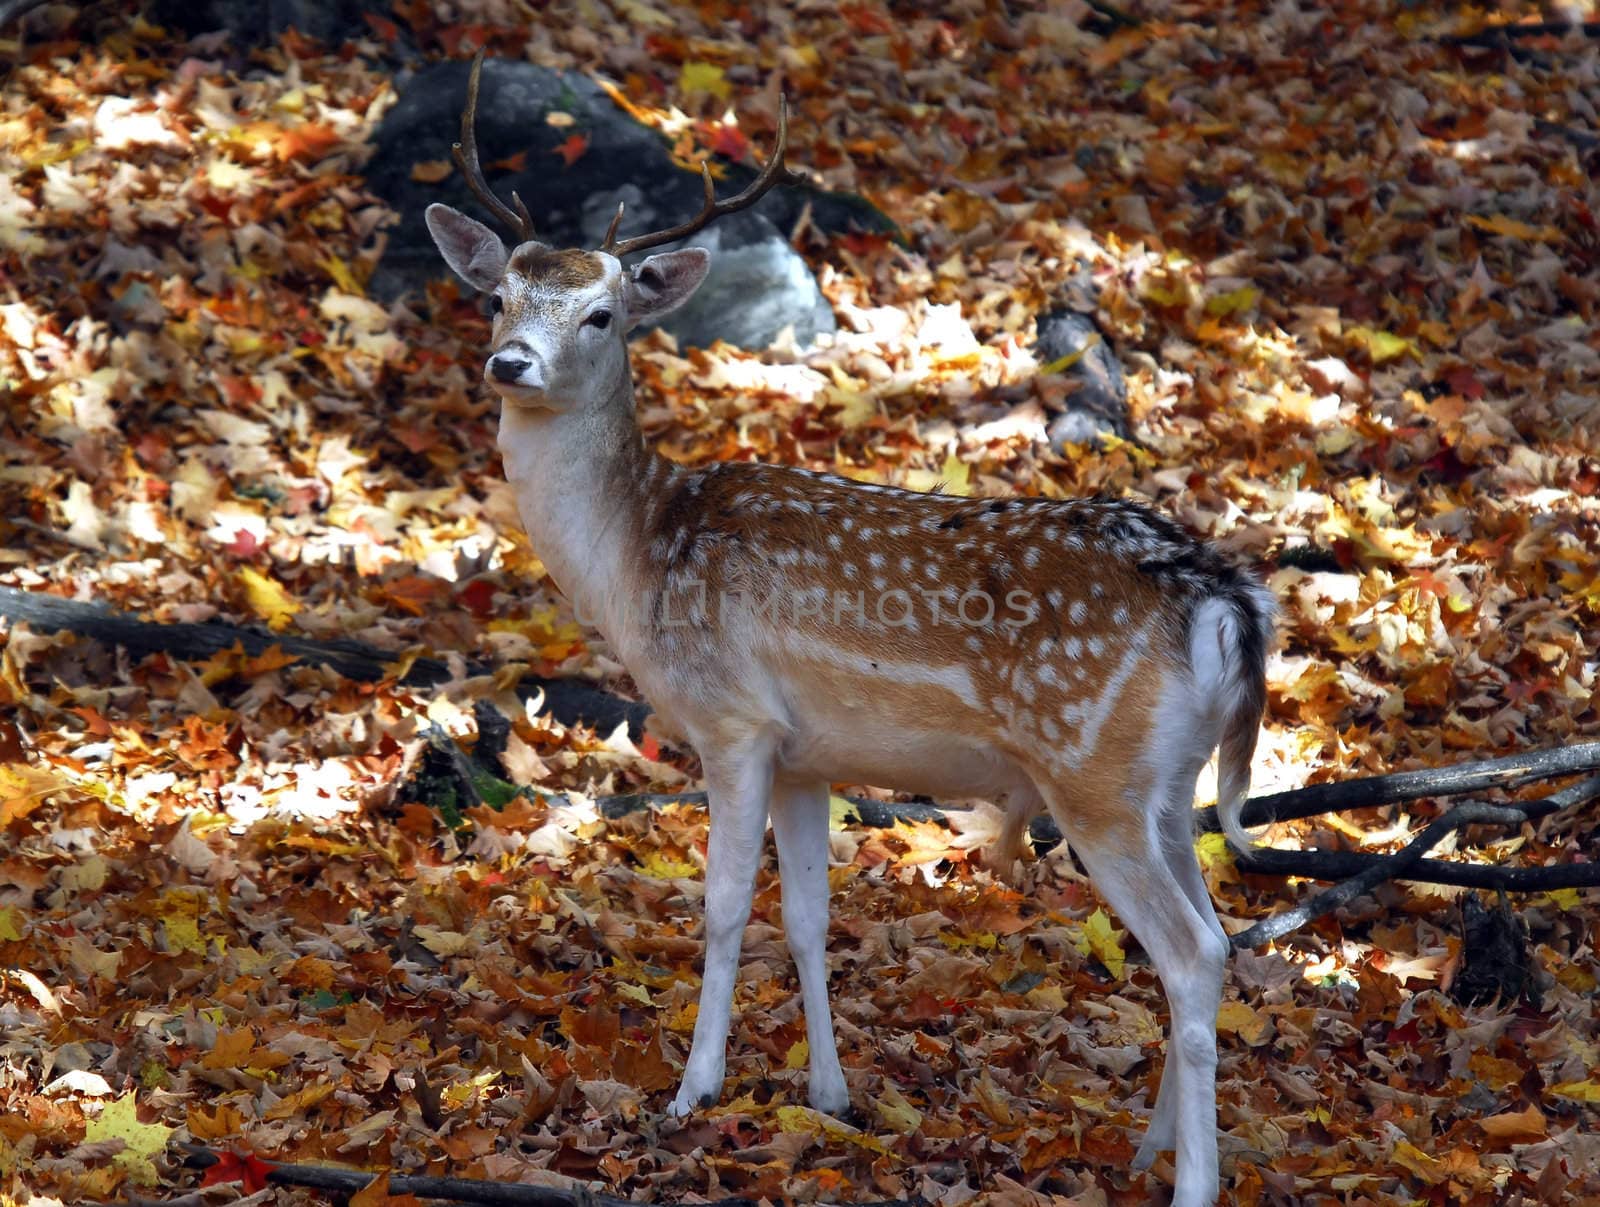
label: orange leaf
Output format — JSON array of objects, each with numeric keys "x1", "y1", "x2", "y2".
[{"x1": 274, "y1": 121, "x2": 341, "y2": 163}]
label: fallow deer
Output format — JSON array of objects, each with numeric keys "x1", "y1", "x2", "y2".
[{"x1": 425, "y1": 53, "x2": 1274, "y2": 1207}]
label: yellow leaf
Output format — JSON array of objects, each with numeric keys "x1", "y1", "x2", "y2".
[
  {"x1": 875, "y1": 1084, "x2": 923, "y2": 1134},
  {"x1": 1551, "y1": 1079, "x2": 1600, "y2": 1103},
  {"x1": 319, "y1": 255, "x2": 362, "y2": 295},
  {"x1": 1215, "y1": 999, "x2": 1270, "y2": 1046},
  {"x1": 1205, "y1": 285, "x2": 1260, "y2": 317},
  {"x1": 0, "y1": 905, "x2": 24, "y2": 941},
  {"x1": 1543, "y1": 887, "x2": 1581, "y2": 911},
  {"x1": 776, "y1": 1104, "x2": 820, "y2": 1135},
  {"x1": 775, "y1": 1105, "x2": 890, "y2": 1153},
  {"x1": 1076, "y1": 908, "x2": 1126, "y2": 979},
  {"x1": 679, "y1": 61, "x2": 731, "y2": 100},
  {"x1": 939, "y1": 451, "x2": 972, "y2": 496},
  {"x1": 1194, "y1": 831, "x2": 1232, "y2": 871},
  {"x1": 84, "y1": 1094, "x2": 172, "y2": 1186},
  {"x1": 158, "y1": 889, "x2": 207, "y2": 956},
  {"x1": 615, "y1": 0, "x2": 674, "y2": 27},
  {"x1": 615, "y1": 982, "x2": 654, "y2": 1007},
  {"x1": 784, "y1": 1038, "x2": 809, "y2": 1070},
  {"x1": 1391, "y1": 1139, "x2": 1447, "y2": 1184},
  {"x1": 637, "y1": 851, "x2": 699, "y2": 879},
  {"x1": 1038, "y1": 333, "x2": 1100, "y2": 376},
  {"x1": 1347, "y1": 325, "x2": 1420, "y2": 363},
  {"x1": 236, "y1": 568, "x2": 300, "y2": 632}
]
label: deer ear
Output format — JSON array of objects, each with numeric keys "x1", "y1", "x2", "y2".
[
  {"x1": 426, "y1": 204, "x2": 508, "y2": 293},
  {"x1": 624, "y1": 249, "x2": 710, "y2": 329}
]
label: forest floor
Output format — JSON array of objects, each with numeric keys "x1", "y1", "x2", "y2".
[{"x1": 1, "y1": 2, "x2": 1598, "y2": 1205}]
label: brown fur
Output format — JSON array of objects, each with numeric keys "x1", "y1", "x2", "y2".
[{"x1": 507, "y1": 243, "x2": 608, "y2": 290}]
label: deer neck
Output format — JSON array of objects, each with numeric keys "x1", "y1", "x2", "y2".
[{"x1": 495, "y1": 376, "x2": 661, "y2": 639}]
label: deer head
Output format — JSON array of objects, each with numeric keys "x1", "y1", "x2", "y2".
[{"x1": 425, "y1": 52, "x2": 796, "y2": 412}]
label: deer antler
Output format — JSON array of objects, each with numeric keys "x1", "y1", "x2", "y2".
[
  {"x1": 599, "y1": 97, "x2": 800, "y2": 259},
  {"x1": 452, "y1": 50, "x2": 536, "y2": 244}
]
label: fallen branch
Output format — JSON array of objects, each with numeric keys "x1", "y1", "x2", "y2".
[
  {"x1": 1440, "y1": 19, "x2": 1600, "y2": 47},
  {"x1": 0, "y1": 586, "x2": 648, "y2": 738},
  {"x1": 1228, "y1": 773, "x2": 1600, "y2": 948},
  {"x1": 1230, "y1": 846, "x2": 1600, "y2": 893},
  {"x1": 1194, "y1": 741, "x2": 1600, "y2": 832},
  {"x1": 1231, "y1": 802, "x2": 1531, "y2": 948}
]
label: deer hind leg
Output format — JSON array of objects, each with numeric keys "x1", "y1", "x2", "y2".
[
  {"x1": 1132, "y1": 761, "x2": 1232, "y2": 1174},
  {"x1": 671, "y1": 733, "x2": 776, "y2": 1116},
  {"x1": 769, "y1": 777, "x2": 848, "y2": 1114},
  {"x1": 1061, "y1": 803, "x2": 1227, "y2": 1207}
]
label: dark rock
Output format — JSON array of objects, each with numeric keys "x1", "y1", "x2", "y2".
[
  {"x1": 1035, "y1": 309, "x2": 1131, "y2": 450},
  {"x1": 364, "y1": 58, "x2": 893, "y2": 349}
]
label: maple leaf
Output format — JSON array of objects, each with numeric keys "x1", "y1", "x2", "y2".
[
  {"x1": 1075, "y1": 908, "x2": 1126, "y2": 979},
  {"x1": 236, "y1": 567, "x2": 301, "y2": 631},
  {"x1": 200, "y1": 1149, "x2": 279, "y2": 1192},
  {"x1": 85, "y1": 1094, "x2": 172, "y2": 1186},
  {"x1": 679, "y1": 61, "x2": 731, "y2": 100}
]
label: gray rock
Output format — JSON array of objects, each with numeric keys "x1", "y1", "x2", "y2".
[
  {"x1": 638, "y1": 212, "x2": 834, "y2": 351},
  {"x1": 364, "y1": 59, "x2": 893, "y2": 350},
  {"x1": 1035, "y1": 310, "x2": 1131, "y2": 450}
]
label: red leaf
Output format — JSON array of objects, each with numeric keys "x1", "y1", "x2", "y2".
[
  {"x1": 706, "y1": 122, "x2": 749, "y2": 162},
  {"x1": 225, "y1": 529, "x2": 262, "y2": 559},
  {"x1": 201, "y1": 1150, "x2": 278, "y2": 1193},
  {"x1": 553, "y1": 133, "x2": 589, "y2": 167},
  {"x1": 456, "y1": 578, "x2": 498, "y2": 619}
]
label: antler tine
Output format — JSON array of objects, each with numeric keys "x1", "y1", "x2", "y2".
[
  {"x1": 451, "y1": 50, "x2": 537, "y2": 244},
  {"x1": 601, "y1": 96, "x2": 795, "y2": 259}
]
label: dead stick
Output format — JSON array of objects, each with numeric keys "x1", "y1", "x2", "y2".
[{"x1": 0, "y1": 586, "x2": 648, "y2": 739}]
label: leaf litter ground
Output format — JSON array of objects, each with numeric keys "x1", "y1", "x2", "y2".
[{"x1": 1, "y1": 2, "x2": 1598, "y2": 1205}]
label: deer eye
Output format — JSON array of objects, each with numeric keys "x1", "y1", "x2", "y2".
[
  {"x1": 585, "y1": 309, "x2": 612, "y2": 330},
  {"x1": 489, "y1": 295, "x2": 503, "y2": 315}
]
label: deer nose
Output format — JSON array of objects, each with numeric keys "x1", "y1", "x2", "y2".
[{"x1": 488, "y1": 353, "x2": 533, "y2": 384}]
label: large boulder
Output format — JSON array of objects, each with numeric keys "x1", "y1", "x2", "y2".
[{"x1": 365, "y1": 58, "x2": 893, "y2": 350}]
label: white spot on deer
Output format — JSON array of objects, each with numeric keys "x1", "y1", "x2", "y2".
[{"x1": 1069, "y1": 599, "x2": 1089, "y2": 624}]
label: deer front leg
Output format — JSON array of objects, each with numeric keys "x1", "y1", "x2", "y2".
[
  {"x1": 671, "y1": 735, "x2": 775, "y2": 1116},
  {"x1": 769, "y1": 777, "x2": 848, "y2": 1115}
]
